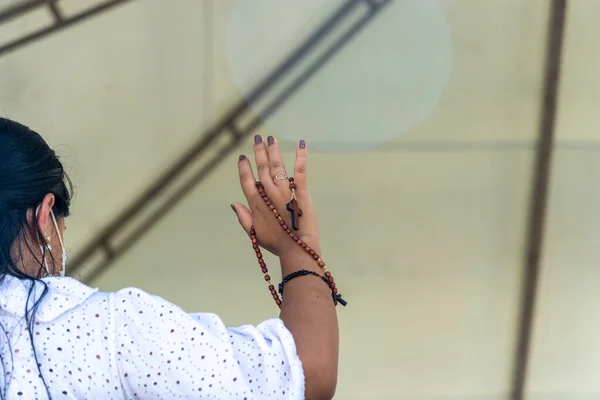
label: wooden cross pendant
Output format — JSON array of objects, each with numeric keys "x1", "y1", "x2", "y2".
[{"x1": 286, "y1": 199, "x2": 303, "y2": 231}]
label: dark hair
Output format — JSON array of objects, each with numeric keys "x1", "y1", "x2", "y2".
[{"x1": 0, "y1": 118, "x2": 73, "y2": 399}]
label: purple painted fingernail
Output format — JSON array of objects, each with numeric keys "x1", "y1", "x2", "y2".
[
  {"x1": 299, "y1": 140, "x2": 306, "y2": 149},
  {"x1": 239, "y1": 154, "x2": 246, "y2": 161},
  {"x1": 254, "y1": 135, "x2": 262, "y2": 144},
  {"x1": 230, "y1": 204, "x2": 236, "y2": 213},
  {"x1": 267, "y1": 136, "x2": 275, "y2": 145}
]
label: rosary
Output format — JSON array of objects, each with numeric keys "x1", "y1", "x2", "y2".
[{"x1": 250, "y1": 176, "x2": 347, "y2": 309}]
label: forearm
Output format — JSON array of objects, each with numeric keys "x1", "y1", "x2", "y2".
[{"x1": 278, "y1": 246, "x2": 339, "y2": 400}]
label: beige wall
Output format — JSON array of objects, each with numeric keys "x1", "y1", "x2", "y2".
[{"x1": 0, "y1": 0, "x2": 598, "y2": 399}]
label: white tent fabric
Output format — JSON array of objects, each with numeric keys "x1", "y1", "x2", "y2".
[{"x1": 0, "y1": 1, "x2": 598, "y2": 398}]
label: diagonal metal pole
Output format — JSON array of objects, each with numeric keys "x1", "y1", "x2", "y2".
[
  {"x1": 0, "y1": 0, "x2": 50, "y2": 24},
  {"x1": 511, "y1": 1, "x2": 568, "y2": 399},
  {"x1": 68, "y1": 0, "x2": 391, "y2": 282},
  {"x1": 0, "y1": 0, "x2": 135, "y2": 57}
]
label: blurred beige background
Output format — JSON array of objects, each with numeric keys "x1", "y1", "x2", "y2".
[{"x1": 0, "y1": 0, "x2": 598, "y2": 398}]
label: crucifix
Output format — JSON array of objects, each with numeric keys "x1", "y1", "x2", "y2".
[{"x1": 286, "y1": 199, "x2": 303, "y2": 231}]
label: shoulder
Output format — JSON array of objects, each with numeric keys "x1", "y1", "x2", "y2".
[
  {"x1": 111, "y1": 287, "x2": 229, "y2": 338},
  {"x1": 34, "y1": 279, "x2": 176, "y2": 323},
  {"x1": 112, "y1": 287, "x2": 188, "y2": 319},
  {"x1": 113, "y1": 287, "x2": 176, "y2": 307}
]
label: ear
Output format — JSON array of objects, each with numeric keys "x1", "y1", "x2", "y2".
[{"x1": 35, "y1": 193, "x2": 56, "y2": 236}]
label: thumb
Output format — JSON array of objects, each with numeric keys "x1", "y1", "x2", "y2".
[{"x1": 230, "y1": 202, "x2": 253, "y2": 235}]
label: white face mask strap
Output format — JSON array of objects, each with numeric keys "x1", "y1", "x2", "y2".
[
  {"x1": 35, "y1": 205, "x2": 51, "y2": 275},
  {"x1": 35, "y1": 206, "x2": 66, "y2": 276},
  {"x1": 50, "y1": 210, "x2": 66, "y2": 277},
  {"x1": 50, "y1": 211, "x2": 64, "y2": 250}
]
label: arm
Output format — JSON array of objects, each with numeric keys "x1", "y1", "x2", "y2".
[
  {"x1": 278, "y1": 246, "x2": 339, "y2": 400},
  {"x1": 114, "y1": 289, "x2": 305, "y2": 399},
  {"x1": 232, "y1": 135, "x2": 340, "y2": 400}
]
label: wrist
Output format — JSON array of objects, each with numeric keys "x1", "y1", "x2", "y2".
[
  {"x1": 279, "y1": 244, "x2": 322, "y2": 276},
  {"x1": 279, "y1": 234, "x2": 321, "y2": 256}
]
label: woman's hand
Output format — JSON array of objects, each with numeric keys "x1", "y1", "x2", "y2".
[
  {"x1": 231, "y1": 135, "x2": 321, "y2": 257},
  {"x1": 233, "y1": 135, "x2": 339, "y2": 399}
]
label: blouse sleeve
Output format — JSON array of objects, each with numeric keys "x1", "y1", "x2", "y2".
[{"x1": 112, "y1": 288, "x2": 304, "y2": 399}]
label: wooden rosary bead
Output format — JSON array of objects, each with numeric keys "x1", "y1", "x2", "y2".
[
  {"x1": 251, "y1": 226, "x2": 283, "y2": 309},
  {"x1": 250, "y1": 177, "x2": 345, "y2": 308}
]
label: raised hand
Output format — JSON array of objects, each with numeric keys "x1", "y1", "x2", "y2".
[
  {"x1": 231, "y1": 135, "x2": 339, "y2": 400},
  {"x1": 231, "y1": 135, "x2": 321, "y2": 257}
]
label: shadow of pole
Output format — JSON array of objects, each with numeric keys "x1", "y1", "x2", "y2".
[
  {"x1": 66, "y1": 0, "x2": 392, "y2": 282},
  {"x1": 0, "y1": 0, "x2": 135, "y2": 57}
]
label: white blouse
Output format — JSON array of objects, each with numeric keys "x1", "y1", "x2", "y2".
[{"x1": 0, "y1": 275, "x2": 304, "y2": 399}]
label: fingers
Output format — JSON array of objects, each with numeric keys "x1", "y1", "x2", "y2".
[
  {"x1": 293, "y1": 139, "x2": 308, "y2": 196},
  {"x1": 237, "y1": 154, "x2": 260, "y2": 205},
  {"x1": 266, "y1": 135, "x2": 287, "y2": 183},
  {"x1": 253, "y1": 135, "x2": 274, "y2": 185},
  {"x1": 231, "y1": 202, "x2": 253, "y2": 235}
]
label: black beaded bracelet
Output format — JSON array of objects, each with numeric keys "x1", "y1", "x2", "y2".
[{"x1": 279, "y1": 269, "x2": 347, "y2": 306}]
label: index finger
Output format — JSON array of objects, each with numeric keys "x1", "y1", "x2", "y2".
[{"x1": 238, "y1": 154, "x2": 260, "y2": 204}]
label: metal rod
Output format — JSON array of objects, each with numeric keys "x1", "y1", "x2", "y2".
[
  {"x1": 47, "y1": 1, "x2": 64, "y2": 23},
  {"x1": 71, "y1": 1, "x2": 366, "y2": 262},
  {"x1": 80, "y1": 137, "x2": 244, "y2": 283},
  {"x1": 511, "y1": 1, "x2": 567, "y2": 399},
  {"x1": 68, "y1": 0, "x2": 389, "y2": 280},
  {"x1": 0, "y1": 0, "x2": 50, "y2": 24},
  {"x1": 244, "y1": 0, "x2": 364, "y2": 106},
  {"x1": 0, "y1": 0, "x2": 134, "y2": 57},
  {"x1": 256, "y1": 0, "x2": 390, "y2": 124}
]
